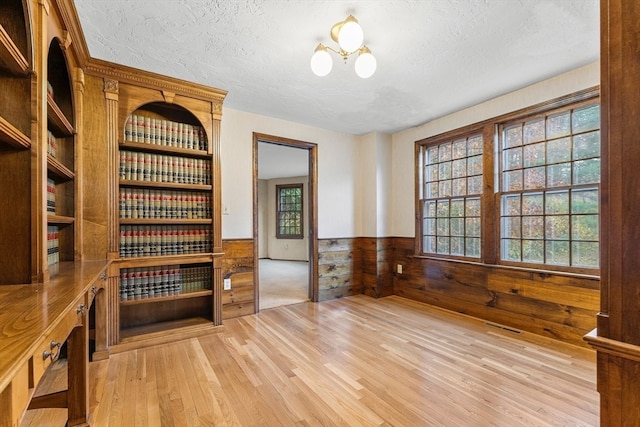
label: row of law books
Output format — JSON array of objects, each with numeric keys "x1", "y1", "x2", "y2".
[
  {"x1": 47, "y1": 130, "x2": 57, "y2": 158},
  {"x1": 47, "y1": 225, "x2": 59, "y2": 266},
  {"x1": 124, "y1": 114, "x2": 207, "y2": 151},
  {"x1": 47, "y1": 178, "x2": 56, "y2": 213},
  {"x1": 119, "y1": 151, "x2": 211, "y2": 185},
  {"x1": 119, "y1": 188, "x2": 211, "y2": 220},
  {"x1": 119, "y1": 265, "x2": 211, "y2": 301},
  {"x1": 119, "y1": 225, "x2": 212, "y2": 258}
]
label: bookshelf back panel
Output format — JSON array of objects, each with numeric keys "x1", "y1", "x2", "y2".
[
  {"x1": 0, "y1": 149, "x2": 31, "y2": 283},
  {"x1": 0, "y1": 73, "x2": 31, "y2": 138},
  {"x1": 120, "y1": 295, "x2": 213, "y2": 329},
  {"x1": 0, "y1": 0, "x2": 30, "y2": 62}
]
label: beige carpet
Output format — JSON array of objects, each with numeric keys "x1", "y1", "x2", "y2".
[{"x1": 259, "y1": 259, "x2": 309, "y2": 310}]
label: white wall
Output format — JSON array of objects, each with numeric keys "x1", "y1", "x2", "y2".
[
  {"x1": 390, "y1": 61, "x2": 600, "y2": 237},
  {"x1": 221, "y1": 109, "x2": 359, "y2": 239}
]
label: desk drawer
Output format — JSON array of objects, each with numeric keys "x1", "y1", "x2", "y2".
[{"x1": 31, "y1": 301, "x2": 84, "y2": 386}]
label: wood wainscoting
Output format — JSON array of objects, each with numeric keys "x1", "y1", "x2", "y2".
[
  {"x1": 392, "y1": 237, "x2": 599, "y2": 348},
  {"x1": 221, "y1": 239, "x2": 255, "y2": 319},
  {"x1": 317, "y1": 238, "x2": 363, "y2": 300}
]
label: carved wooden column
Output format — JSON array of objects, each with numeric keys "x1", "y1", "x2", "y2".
[
  {"x1": 584, "y1": 1, "x2": 640, "y2": 425},
  {"x1": 74, "y1": 67, "x2": 85, "y2": 261},
  {"x1": 103, "y1": 78, "x2": 120, "y2": 346}
]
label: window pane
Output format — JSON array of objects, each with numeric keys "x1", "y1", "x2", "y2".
[
  {"x1": 524, "y1": 166, "x2": 546, "y2": 189},
  {"x1": 546, "y1": 215, "x2": 570, "y2": 240},
  {"x1": 450, "y1": 199, "x2": 464, "y2": 216},
  {"x1": 545, "y1": 190, "x2": 569, "y2": 214},
  {"x1": 467, "y1": 176, "x2": 483, "y2": 194},
  {"x1": 504, "y1": 170, "x2": 523, "y2": 191},
  {"x1": 424, "y1": 236, "x2": 436, "y2": 253},
  {"x1": 547, "y1": 163, "x2": 571, "y2": 187},
  {"x1": 452, "y1": 178, "x2": 467, "y2": 196},
  {"x1": 466, "y1": 217, "x2": 481, "y2": 237},
  {"x1": 572, "y1": 241, "x2": 599, "y2": 268},
  {"x1": 505, "y1": 125, "x2": 522, "y2": 148},
  {"x1": 502, "y1": 239, "x2": 521, "y2": 261},
  {"x1": 546, "y1": 241, "x2": 570, "y2": 265},
  {"x1": 523, "y1": 119, "x2": 545, "y2": 144},
  {"x1": 466, "y1": 198, "x2": 481, "y2": 216},
  {"x1": 547, "y1": 137, "x2": 571, "y2": 164},
  {"x1": 468, "y1": 136, "x2": 483, "y2": 155},
  {"x1": 547, "y1": 112, "x2": 571, "y2": 139},
  {"x1": 437, "y1": 200, "x2": 449, "y2": 217},
  {"x1": 502, "y1": 217, "x2": 521, "y2": 238},
  {"x1": 439, "y1": 162, "x2": 451, "y2": 180},
  {"x1": 426, "y1": 164, "x2": 438, "y2": 181},
  {"x1": 451, "y1": 237, "x2": 464, "y2": 255},
  {"x1": 571, "y1": 189, "x2": 598, "y2": 214},
  {"x1": 522, "y1": 216, "x2": 544, "y2": 239},
  {"x1": 523, "y1": 240, "x2": 544, "y2": 263},
  {"x1": 427, "y1": 182, "x2": 438, "y2": 198},
  {"x1": 425, "y1": 200, "x2": 436, "y2": 217},
  {"x1": 504, "y1": 147, "x2": 522, "y2": 170},
  {"x1": 452, "y1": 159, "x2": 467, "y2": 178},
  {"x1": 439, "y1": 180, "x2": 452, "y2": 197},
  {"x1": 573, "y1": 105, "x2": 600, "y2": 133},
  {"x1": 522, "y1": 193, "x2": 543, "y2": 215},
  {"x1": 573, "y1": 131, "x2": 600, "y2": 160},
  {"x1": 450, "y1": 218, "x2": 464, "y2": 236},
  {"x1": 437, "y1": 236, "x2": 450, "y2": 253},
  {"x1": 439, "y1": 143, "x2": 452, "y2": 161},
  {"x1": 572, "y1": 215, "x2": 599, "y2": 240},
  {"x1": 427, "y1": 146, "x2": 439, "y2": 164},
  {"x1": 466, "y1": 238, "x2": 481, "y2": 257},
  {"x1": 502, "y1": 194, "x2": 521, "y2": 216},
  {"x1": 573, "y1": 159, "x2": 600, "y2": 184},
  {"x1": 423, "y1": 218, "x2": 436, "y2": 235},
  {"x1": 452, "y1": 139, "x2": 467, "y2": 159},
  {"x1": 468, "y1": 155, "x2": 483, "y2": 175},
  {"x1": 437, "y1": 218, "x2": 449, "y2": 236},
  {"x1": 524, "y1": 142, "x2": 545, "y2": 167}
]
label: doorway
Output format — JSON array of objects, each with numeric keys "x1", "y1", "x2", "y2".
[{"x1": 253, "y1": 133, "x2": 318, "y2": 311}]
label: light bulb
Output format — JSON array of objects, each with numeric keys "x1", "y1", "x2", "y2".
[
  {"x1": 337, "y1": 15, "x2": 363, "y2": 53},
  {"x1": 310, "y1": 44, "x2": 333, "y2": 77},
  {"x1": 355, "y1": 47, "x2": 376, "y2": 78}
]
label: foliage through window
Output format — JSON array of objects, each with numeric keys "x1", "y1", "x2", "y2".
[
  {"x1": 276, "y1": 184, "x2": 303, "y2": 239},
  {"x1": 499, "y1": 103, "x2": 600, "y2": 269},
  {"x1": 420, "y1": 134, "x2": 483, "y2": 258}
]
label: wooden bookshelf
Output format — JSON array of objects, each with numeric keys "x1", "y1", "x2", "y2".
[
  {"x1": 120, "y1": 289, "x2": 212, "y2": 306},
  {"x1": 0, "y1": 23, "x2": 28, "y2": 75},
  {"x1": 0, "y1": 115, "x2": 30, "y2": 149}
]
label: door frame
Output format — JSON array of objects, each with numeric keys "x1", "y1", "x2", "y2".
[{"x1": 253, "y1": 132, "x2": 319, "y2": 310}]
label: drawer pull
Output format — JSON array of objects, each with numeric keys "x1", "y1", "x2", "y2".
[
  {"x1": 91, "y1": 286, "x2": 97, "y2": 296},
  {"x1": 43, "y1": 341, "x2": 62, "y2": 362},
  {"x1": 76, "y1": 303, "x2": 87, "y2": 315},
  {"x1": 99, "y1": 273, "x2": 107, "y2": 281}
]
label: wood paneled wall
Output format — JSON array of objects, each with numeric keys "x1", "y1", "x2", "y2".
[
  {"x1": 221, "y1": 239, "x2": 255, "y2": 319},
  {"x1": 360, "y1": 237, "x2": 394, "y2": 298},
  {"x1": 317, "y1": 238, "x2": 362, "y2": 301},
  {"x1": 392, "y1": 237, "x2": 599, "y2": 347}
]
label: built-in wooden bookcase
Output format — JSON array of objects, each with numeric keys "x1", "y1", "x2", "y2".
[
  {"x1": 46, "y1": 39, "x2": 76, "y2": 269},
  {"x1": 0, "y1": 0, "x2": 33, "y2": 284},
  {"x1": 117, "y1": 102, "x2": 217, "y2": 339}
]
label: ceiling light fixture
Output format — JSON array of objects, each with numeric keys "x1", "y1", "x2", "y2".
[{"x1": 310, "y1": 15, "x2": 377, "y2": 79}]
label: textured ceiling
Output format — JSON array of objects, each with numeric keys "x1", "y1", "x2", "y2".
[{"x1": 73, "y1": 0, "x2": 599, "y2": 136}]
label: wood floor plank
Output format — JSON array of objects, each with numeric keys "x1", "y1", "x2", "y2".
[{"x1": 21, "y1": 295, "x2": 598, "y2": 426}]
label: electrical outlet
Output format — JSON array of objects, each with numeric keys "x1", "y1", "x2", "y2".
[
  {"x1": 397, "y1": 264, "x2": 403, "y2": 274},
  {"x1": 223, "y1": 278, "x2": 231, "y2": 290}
]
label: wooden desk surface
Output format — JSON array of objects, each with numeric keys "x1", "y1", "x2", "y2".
[{"x1": 0, "y1": 260, "x2": 108, "y2": 394}]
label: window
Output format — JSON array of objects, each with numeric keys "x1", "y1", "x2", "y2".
[
  {"x1": 499, "y1": 103, "x2": 600, "y2": 269},
  {"x1": 419, "y1": 134, "x2": 483, "y2": 258},
  {"x1": 415, "y1": 90, "x2": 600, "y2": 273},
  {"x1": 276, "y1": 184, "x2": 303, "y2": 239}
]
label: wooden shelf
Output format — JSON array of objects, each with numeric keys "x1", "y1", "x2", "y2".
[
  {"x1": 47, "y1": 155, "x2": 74, "y2": 181},
  {"x1": 119, "y1": 218, "x2": 212, "y2": 225},
  {"x1": 0, "y1": 115, "x2": 30, "y2": 149},
  {"x1": 47, "y1": 214, "x2": 74, "y2": 225},
  {"x1": 0, "y1": 24, "x2": 29, "y2": 75},
  {"x1": 120, "y1": 289, "x2": 212, "y2": 307},
  {"x1": 47, "y1": 94, "x2": 74, "y2": 136},
  {"x1": 119, "y1": 141, "x2": 210, "y2": 158},
  {"x1": 117, "y1": 317, "x2": 217, "y2": 346},
  {"x1": 116, "y1": 253, "x2": 214, "y2": 269},
  {"x1": 119, "y1": 180, "x2": 212, "y2": 191}
]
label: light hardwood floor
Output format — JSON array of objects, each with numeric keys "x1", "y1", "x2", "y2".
[{"x1": 23, "y1": 295, "x2": 598, "y2": 426}]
